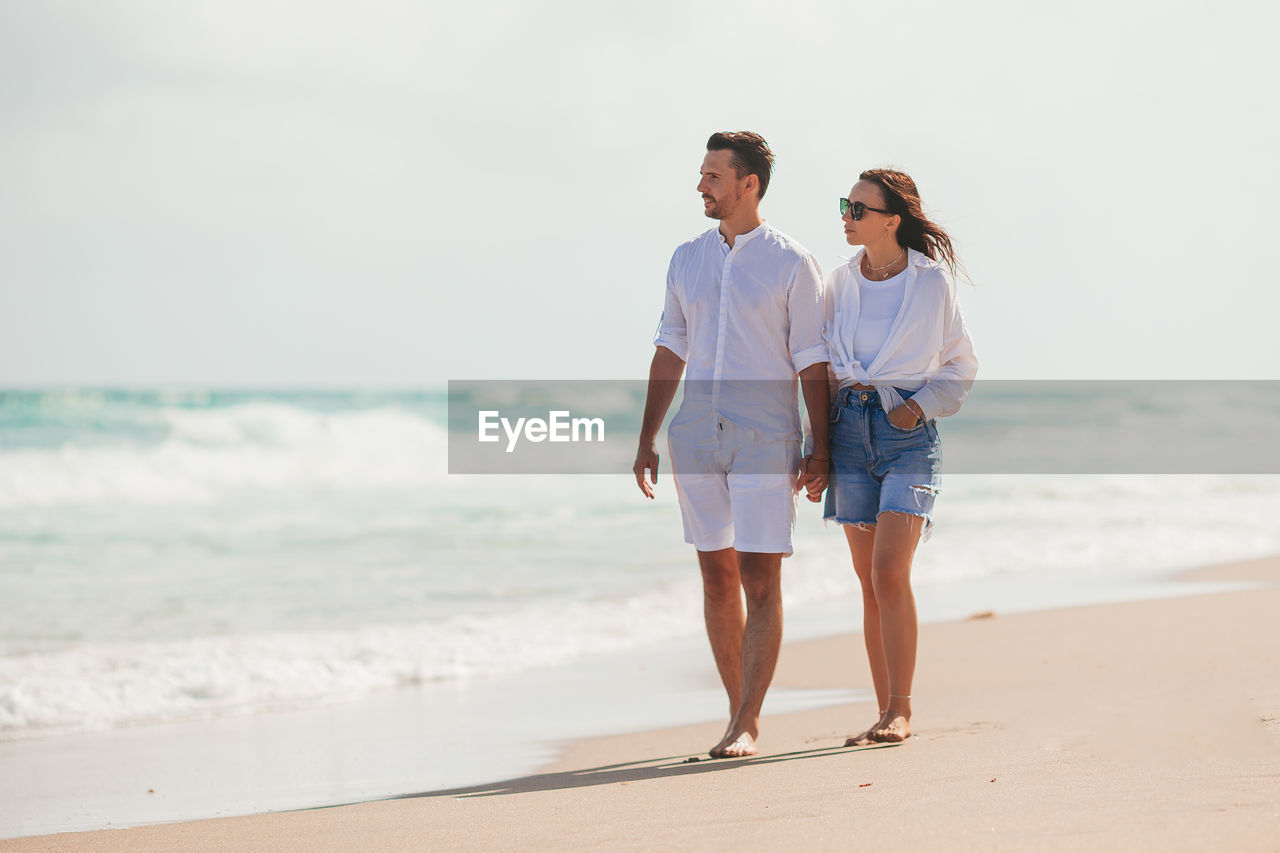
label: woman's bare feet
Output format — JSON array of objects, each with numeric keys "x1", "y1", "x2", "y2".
[
  {"x1": 844, "y1": 710, "x2": 888, "y2": 746},
  {"x1": 872, "y1": 696, "x2": 912, "y2": 742},
  {"x1": 871, "y1": 713, "x2": 911, "y2": 742}
]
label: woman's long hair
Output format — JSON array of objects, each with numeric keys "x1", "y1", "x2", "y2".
[{"x1": 860, "y1": 168, "x2": 966, "y2": 281}]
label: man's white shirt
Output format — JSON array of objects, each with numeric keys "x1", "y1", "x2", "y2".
[{"x1": 653, "y1": 222, "x2": 826, "y2": 442}]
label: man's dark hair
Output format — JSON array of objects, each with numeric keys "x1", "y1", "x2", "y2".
[{"x1": 706, "y1": 131, "x2": 774, "y2": 200}]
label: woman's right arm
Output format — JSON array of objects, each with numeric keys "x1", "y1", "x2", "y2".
[{"x1": 909, "y1": 273, "x2": 978, "y2": 421}]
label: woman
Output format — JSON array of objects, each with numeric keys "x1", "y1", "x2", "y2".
[{"x1": 822, "y1": 168, "x2": 978, "y2": 744}]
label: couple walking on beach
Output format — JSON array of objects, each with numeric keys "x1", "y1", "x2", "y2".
[{"x1": 633, "y1": 131, "x2": 978, "y2": 758}]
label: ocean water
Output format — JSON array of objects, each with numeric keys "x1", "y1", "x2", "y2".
[{"x1": 2, "y1": 387, "x2": 1279, "y2": 746}]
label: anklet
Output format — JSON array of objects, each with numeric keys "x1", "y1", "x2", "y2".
[{"x1": 890, "y1": 694, "x2": 911, "y2": 700}]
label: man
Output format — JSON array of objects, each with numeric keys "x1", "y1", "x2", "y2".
[{"x1": 633, "y1": 131, "x2": 830, "y2": 758}]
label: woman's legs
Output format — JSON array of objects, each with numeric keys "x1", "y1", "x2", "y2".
[
  {"x1": 869, "y1": 511, "x2": 923, "y2": 741},
  {"x1": 843, "y1": 511, "x2": 925, "y2": 744},
  {"x1": 843, "y1": 524, "x2": 887, "y2": 745}
]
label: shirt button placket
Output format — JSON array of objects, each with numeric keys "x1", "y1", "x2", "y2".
[{"x1": 711, "y1": 249, "x2": 733, "y2": 418}]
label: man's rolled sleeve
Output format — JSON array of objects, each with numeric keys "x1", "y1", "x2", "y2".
[
  {"x1": 788, "y1": 255, "x2": 828, "y2": 374},
  {"x1": 652, "y1": 258, "x2": 689, "y2": 361}
]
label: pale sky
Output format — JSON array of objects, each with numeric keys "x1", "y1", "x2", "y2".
[{"x1": 2, "y1": 1, "x2": 1276, "y2": 386}]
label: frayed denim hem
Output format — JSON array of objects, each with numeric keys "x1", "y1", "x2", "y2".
[{"x1": 823, "y1": 510, "x2": 934, "y2": 542}]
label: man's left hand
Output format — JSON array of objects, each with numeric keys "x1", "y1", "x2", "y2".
[{"x1": 796, "y1": 455, "x2": 829, "y2": 503}]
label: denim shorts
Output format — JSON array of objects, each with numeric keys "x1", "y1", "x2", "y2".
[{"x1": 823, "y1": 387, "x2": 942, "y2": 531}]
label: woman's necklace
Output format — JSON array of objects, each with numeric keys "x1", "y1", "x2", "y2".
[{"x1": 863, "y1": 247, "x2": 905, "y2": 278}]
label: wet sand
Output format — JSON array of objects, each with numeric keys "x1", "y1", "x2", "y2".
[{"x1": 5, "y1": 556, "x2": 1278, "y2": 851}]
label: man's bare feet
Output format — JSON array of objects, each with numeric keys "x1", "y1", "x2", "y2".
[
  {"x1": 871, "y1": 713, "x2": 911, "y2": 743},
  {"x1": 710, "y1": 730, "x2": 758, "y2": 758}
]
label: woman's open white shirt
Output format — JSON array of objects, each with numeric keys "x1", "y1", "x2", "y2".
[{"x1": 825, "y1": 248, "x2": 978, "y2": 420}]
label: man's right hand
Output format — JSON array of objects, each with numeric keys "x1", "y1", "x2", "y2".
[
  {"x1": 634, "y1": 346, "x2": 684, "y2": 500},
  {"x1": 633, "y1": 444, "x2": 660, "y2": 499}
]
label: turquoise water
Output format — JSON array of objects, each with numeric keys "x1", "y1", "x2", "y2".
[{"x1": 2, "y1": 387, "x2": 1279, "y2": 744}]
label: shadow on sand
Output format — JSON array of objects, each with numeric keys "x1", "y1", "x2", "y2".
[{"x1": 375, "y1": 741, "x2": 901, "y2": 801}]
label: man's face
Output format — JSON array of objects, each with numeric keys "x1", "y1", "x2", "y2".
[{"x1": 697, "y1": 149, "x2": 749, "y2": 221}]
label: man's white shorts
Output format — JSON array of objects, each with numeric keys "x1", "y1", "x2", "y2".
[{"x1": 668, "y1": 413, "x2": 801, "y2": 556}]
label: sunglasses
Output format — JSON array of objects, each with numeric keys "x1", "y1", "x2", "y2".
[{"x1": 839, "y1": 198, "x2": 893, "y2": 220}]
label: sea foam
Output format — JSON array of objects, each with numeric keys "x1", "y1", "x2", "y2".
[
  {"x1": 0, "y1": 403, "x2": 448, "y2": 508},
  {"x1": 0, "y1": 581, "x2": 705, "y2": 740}
]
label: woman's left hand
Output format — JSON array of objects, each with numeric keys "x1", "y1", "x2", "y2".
[{"x1": 887, "y1": 404, "x2": 921, "y2": 430}]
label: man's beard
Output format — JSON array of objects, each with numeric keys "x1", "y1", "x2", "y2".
[{"x1": 702, "y1": 193, "x2": 737, "y2": 220}]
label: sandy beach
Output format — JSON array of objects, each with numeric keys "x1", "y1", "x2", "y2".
[{"x1": 5, "y1": 555, "x2": 1278, "y2": 852}]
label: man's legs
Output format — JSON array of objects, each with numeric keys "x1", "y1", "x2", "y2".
[
  {"x1": 681, "y1": 426, "x2": 793, "y2": 757},
  {"x1": 697, "y1": 548, "x2": 745, "y2": 715},
  {"x1": 709, "y1": 550, "x2": 783, "y2": 758}
]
